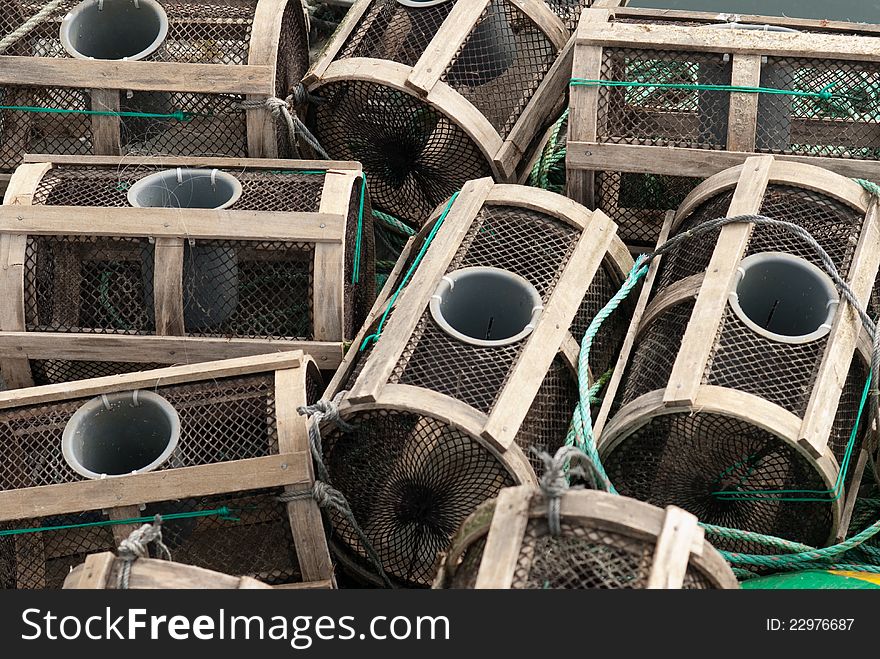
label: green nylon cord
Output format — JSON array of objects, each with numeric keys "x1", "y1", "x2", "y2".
[
  {"x1": 0, "y1": 507, "x2": 239, "y2": 538},
  {"x1": 373, "y1": 209, "x2": 416, "y2": 237},
  {"x1": 569, "y1": 78, "x2": 845, "y2": 102},
  {"x1": 352, "y1": 174, "x2": 367, "y2": 285},
  {"x1": 529, "y1": 109, "x2": 568, "y2": 193},
  {"x1": 0, "y1": 105, "x2": 201, "y2": 122},
  {"x1": 360, "y1": 191, "x2": 460, "y2": 351}
]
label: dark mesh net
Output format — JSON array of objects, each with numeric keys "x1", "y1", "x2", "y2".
[
  {"x1": 30, "y1": 359, "x2": 166, "y2": 386},
  {"x1": 544, "y1": 0, "x2": 593, "y2": 33},
  {"x1": 323, "y1": 410, "x2": 516, "y2": 587},
  {"x1": 0, "y1": 488, "x2": 300, "y2": 589}
]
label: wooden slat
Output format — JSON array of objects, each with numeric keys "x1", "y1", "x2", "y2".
[
  {"x1": 347, "y1": 178, "x2": 495, "y2": 404},
  {"x1": 275, "y1": 368, "x2": 335, "y2": 583},
  {"x1": 0, "y1": 56, "x2": 273, "y2": 94},
  {"x1": 799, "y1": 203, "x2": 880, "y2": 457},
  {"x1": 837, "y1": 448, "x2": 870, "y2": 543},
  {"x1": 0, "y1": 206, "x2": 345, "y2": 242},
  {"x1": 23, "y1": 154, "x2": 361, "y2": 172},
  {"x1": 508, "y1": 0, "x2": 568, "y2": 48},
  {"x1": 407, "y1": 0, "x2": 491, "y2": 94},
  {"x1": 0, "y1": 352, "x2": 302, "y2": 408},
  {"x1": 638, "y1": 273, "x2": 703, "y2": 335},
  {"x1": 245, "y1": 0, "x2": 288, "y2": 159},
  {"x1": 482, "y1": 210, "x2": 617, "y2": 450},
  {"x1": 576, "y1": 21, "x2": 880, "y2": 62},
  {"x1": 89, "y1": 89, "x2": 122, "y2": 156},
  {"x1": 0, "y1": 332, "x2": 341, "y2": 368},
  {"x1": 726, "y1": 54, "x2": 761, "y2": 153},
  {"x1": 108, "y1": 505, "x2": 144, "y2": 547},
  {"x1": 302, "y1": 0, "x2": 374, "y2": 85},
  {"x1": 663, "y1": 156, "x2": 773, "y2": 406},
  {"x1": 0, "y1": 454, "x2": 308, "y2": 522},
  {"x1": 474, "y1": 487, "x2": 533, "y2": 589},
  {"x1": 72, "y1": 552, "x2": 116, "y2": 589},
  {"x1": 153, "y1": 237, "x2": 185, "y2": 336},
  {"x1": 646, "y1": 507, "x2": 702, "y2": 589}
]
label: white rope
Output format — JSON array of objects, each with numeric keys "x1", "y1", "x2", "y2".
[{"x1": 0, "y1": 0, "x2": 68, "y2": 55}]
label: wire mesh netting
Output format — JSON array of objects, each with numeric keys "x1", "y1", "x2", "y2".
[
  {"x1": 597, "y1": 47, "x2": 733, "y2": 150},
  {"x1": 0, "y1": 373, "x2": 279, "y2": 491},
  {"x1": 322, "y1": 410, "x2": 516, "y2": 587},
  {"x1": 389, "y1": 204, "x2": 579, "y2": 414},
  {"x1": 0, "y1": 0, "x2": 309, "y2": 172},
  {"x1": 0, "y1": 488, "x2": 301, "y2": 589},
  {"x1": 544, "y1": 0, "x2": 593, "y2": 33},
  {"x1": 30, "y1": 359, "x2": 167, "y2": 386}
]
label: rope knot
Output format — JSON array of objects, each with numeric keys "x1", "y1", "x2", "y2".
[
  {"x1": 297, "y1": 392, "x2": 354, "y2": 433},
  {"x1": 536, "y1": 446, "x2": 609, "y2": 536},
  {"x1": 116, "y1": 515, "x2": 171, "y2": 589}
]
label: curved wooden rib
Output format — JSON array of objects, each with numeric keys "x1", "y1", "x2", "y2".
[
  {"x1": 246, "y1": 0, "x2": 289, "y2": 158},
  {"x1": 638, "y1": 273, "x2": 703, "y2": 336}
]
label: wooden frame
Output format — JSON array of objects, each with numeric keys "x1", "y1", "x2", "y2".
[
  {"x1": 567, "y1": 8, "x2": 880, "y2": 245},
  {"x1": 304, "y1": 0, "x2": 571, "y2": 187},
  {"x1": 0, "y1": 0, "x2": 309, "y2": 175},
  {"x1": 0, "y1": 352, "x2": 335, "y2": 590},
  {"x1": 0, "y1": 154, "x2": 371, "y2": 387},
  {"x1": 594, "y1": 157, "x2": 880, "y2": 545},
  {"x1": 434, "y1": 486, "x2": 738, "y2": 589}
]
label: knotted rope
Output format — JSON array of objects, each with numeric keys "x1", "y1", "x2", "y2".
[
  {"x1": 293, "y1": 394, "x2": 394, "y2": 588},
  {"x1": 0, "y1": 0, "x2": 67, "y2": 54},
  {"x1": 116, "y1": 515, "x2": 171, "y2": 590},
  {"x1": 235, "y1": 84, "x2": 329, "y2": 159},
  {"x1": 537, "y1": 446, "x2": 609, "y2": 536}
]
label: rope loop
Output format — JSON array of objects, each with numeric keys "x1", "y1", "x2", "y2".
[
  {"x1": 536, "y1": 446, "x2": 611, "y2": 536},
  {"x1": 116, "y1": 515, "x2": 171, "y2": 589}
]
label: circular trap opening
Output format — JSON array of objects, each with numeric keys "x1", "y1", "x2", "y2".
[
  {"x1": 62, "y1": 390, "x2": 180, "y2": 479},
  {"x1": 61, "y1": 0, "x2": 168, "y2": 61},
  {"x1": 430, "y1": 267, "x2": 542, "y2": 347},
  {"x1": 127, "y1": 168, "x2": 243, "y2": 209},
  {"x1": 729, "y1": 252, "x2": 838, "y2": 344}
]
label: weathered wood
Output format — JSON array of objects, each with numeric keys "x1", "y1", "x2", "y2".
[
  {"x1": 473, "y1": 487, "x2": 533, "y2": 588},
  {"x1": 647, "y1": 507, "x2": 702, "y2": 589},
  {"x1": 153, "y1": 237, "x2": 185, "y2": 336},
  {"x1": 89, "y1": 89, "x2": 123, "y2": 156}
]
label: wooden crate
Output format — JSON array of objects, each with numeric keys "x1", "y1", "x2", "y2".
[
  {"x1": 303, "y1": 0, "x2": 580, "y2": 226},
  {"x1": 0, "y1": 0, "x2": 309, "y2": 177},
  {"x1": 65, "y1": 553, "x2": 278, "y2": 589},
  {"x1": 567, "y1": 7, "x2": 880, "y2": 247},
  {"x1": 0, "y1": 352, "x2": 335, "y2": 590},
  {"x1": 0, "y1": 154, "x2": 376, "y2": 387},
  {"x1": 318, "y1": 178, "x2": 633, "y2": 587},
  {"x1": 434, "y1": 485, "x2": 738, "y2": 589},
  {"x1": 593, "y1": 156, "x2": 879, "y2": 549}
]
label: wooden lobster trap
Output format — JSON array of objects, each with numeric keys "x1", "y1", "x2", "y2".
[
  {"x1": 0, "y1": 154, "x2": 375, "y2": 387},
  {"x1": 567, "y1": 8, "x2": 880, "y2": 248},
  {"x1": 303, "y1": 0, "x2": 579, "y2": 227},
  {"x1": 318, "y1": 178, "x2": 633, "y2": 587},
  {"x1": 0, "y1": 352, "x2": 335, "y2": 590},
  {"x1": 593, "y1": 156, "x2": 880, "y2": 551},
  {"x1": 0, "y1": 0, "x2": 310, "y2": 193},
  {"x1": 65, "y1": 553, "x2": 273, "y2": 589},
  {"x1": 434, "y1": 486, "x2": 738, "y2": 589}
]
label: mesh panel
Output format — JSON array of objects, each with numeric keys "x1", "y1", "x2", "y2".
[
  {"x1": 446, "y1": 535, "x2": 486, "y2": 589},
  {"x1": 343, "y1": 176, "x2": 377, "y2": 341},
  {"x1": 30, "y1": 359, "x2": 166, "y2": 386},
  {"x1": 755, "y1": 57, "x2": 880, "y2": 161},
  {"x1": 597, "y1": 48, "x2": 732, "y2": 149},
  {"x1": 24, "y1": 236, "x2": 156, "y2": 334},
  {"x1": 323, "y1": 410, "x2": 515, "y2": 587},
  {"x1": 181, "y1": 240, "x2": 315, "y2": 340},
  {"x1": 308, "y1": 79, "x2": 493, "y2": 226},
  {"x1": 604, "y1": 413, "x2": 835, "y2": 551},
  {"x1": 596, "y1": 170, "x2": 702, "y2": 247},
  {"x1": 544, "y1": 0, "x2": 592, "y2": 33},
  {"x1": 390, "y1": 205, "x2": 579, "y2": 413},
  {"x1": 0, "y1": 373, "x2": 277, "y2": 491},
  {"x1": 440, "y1": 1, "x2": 557, "y2": 139},
  {"x1": 34, "y1": 166, "x2": 326, "y2": 212},
  {"x1": 0, "y1": 488, "x2": 299, "y2": 589},
  {"x1": 338, "y1": 0, "x2": 453, "y2": 66}
]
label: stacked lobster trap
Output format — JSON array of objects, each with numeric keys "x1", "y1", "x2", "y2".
[
  {"x1": 318, "y1": 178, "x2": 634, "y2": 587},
  {"x1": 567, "y1": 7, "x2": 880, "y2": 247},
  {"x1": 0, "y1": 154, "x2": 374, "y2": 387},
  {"x1": 0, "y1": 353, "x2": 335, "y2": 590},
  {"x1": 434, "y1": 486, "x2": 738, "y2": 589},
  {"x1": 303, "y1": 0, "x2": 580, "y2": 227},
  {"x1": 593, "y1": 156, "x2": 880, "y2": 552},
  {"x1": 0, "y1": 0, "x2": 310, "y2": 193}
]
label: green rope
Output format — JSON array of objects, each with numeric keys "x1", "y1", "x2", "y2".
[
  {"x1": 360, "y1": 192, "x2": 460, "y2": 351},
  {"x1": 0, "y1": 507, "x2": 239, "y2": 537},
  {"x1": 373, "y1": 209, "x2": 416, "y2": 237},
  {"x1": 528, "y1": 110, "x2": 568, "y2": 193},
  {"x1": 855, "y1": 178, "x2": 880, "y2": 200},
  {"x1": 570, "y1": 78, "x2": 845, "y2": 102},
  {"x1": 0, "y1": 105, "x2": 202, "y2": 122},
  {"x1": 352, "y1": 174, "x2": 367, "y2": 285}
]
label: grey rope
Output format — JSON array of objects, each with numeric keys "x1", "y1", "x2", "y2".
[
  {"x1": 295, "y1": 394, "x2": 394, "y2": 588},
  {"x1": 0, "y1": 0, "x2": 67, "y2": 54},
  {"x1": 116, "y1": 515, "x2": 171, "y2": 590},
  {"x1": 650, "y1": 213, "x2": 880, "y2": 413},
  {"x1": 234, "y1": 84, "x2": 330, "y2": 159},
  {"x1": 537, "y1": 446, "x2": 610, "y2": 536}
]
